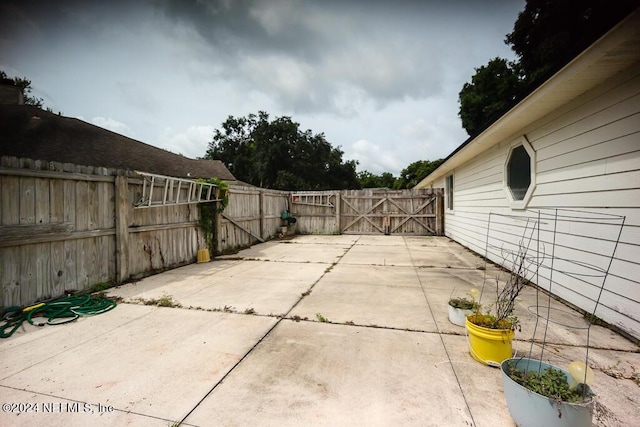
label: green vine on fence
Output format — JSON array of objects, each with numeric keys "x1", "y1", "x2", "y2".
[{"x1": 198, "y1": 178, "x2": 229, "y2": 253}]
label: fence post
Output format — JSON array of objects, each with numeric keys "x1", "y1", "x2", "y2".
[
  {"x1": 437, "y1": 188, "x2": 445, "y2": 235},
  {"x1": 335, "y1": 191, "x2": 341, "y2": 234},
  {"x1": 259, "y1": 189, "x2": 265, "y2": 240},
  {"x1": 215, "y1": 187, "x2": 223, "y2": 254},
  {"x1": 115, "y1": 175, "x2": 130, "y2": 283}
]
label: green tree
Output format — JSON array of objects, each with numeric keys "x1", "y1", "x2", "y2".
[
  {"x1": 357, "y1": 171, "x2": 398, "y2": 189},
  {"x1": 458, "y1": 0, "x2": 637, "y2": 136},
  {"x1": 205, "y1": 112, "x2": 360, "y2": 190},
  {"x1": 458, "y1": 58, "x2": 522, "y2": 136},
  {"x1": 506, "y1": 0, "x2": 638, "y2": 84},
  {"x1": 397, "y1": 159, "x2": 444, "y2": 189}
]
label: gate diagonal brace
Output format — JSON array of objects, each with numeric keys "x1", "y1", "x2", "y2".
[
  {"x1": 387, "y1": 197, "x2": 436, "y2": 234},
  {"x1": 342, "y1": 197, "x2": 386, "y2": 233}
]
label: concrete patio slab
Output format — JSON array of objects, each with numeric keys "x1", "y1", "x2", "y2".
[
  {"x1": 408, "y1": 245, "x2": 484, "y2": 269},
  {"x1": 417, "y1": 267, "x2": 489, "y2": 291},
  {"x1": 176, "y1": 276, "x2": 312, "y2": 316},
  {"x1": 0, "y1": 388, "x2": 177, "y2": 427},
  {"x1": 319, "y1": 264, "x2": 421, "y2": 288},
  {"x1": 211, "y1": 259, "x2": 330, "y2": 282},
  {"x1": 218, "y1": 240, "x2": 353, "y2": 263},
  {"x1": 107, "y1": 262, "x2": 326, "y2": 316},
  {"x1": 285, "y1": 235, "x2": 360, "y2": 245},
  {"x1": 340, "y1": 244, "x2": 414, "y2": 266},
  {"x1": 440, "y1": 334, "x2": 514, "y2": 427},
  {"x1": 1, "y1": 305, "x2": 276, "y2": 424},
  {"x1": 353, "y1": 235, "x2": 408, "y2": 246},
  {"x1": 184, "y1": 320, "x2": 473, "y2": 427},
  {"x1": 275, "y1": 243, "x2": 351, "y2": 263},
  {"x1": 2, "y1": 235, "x2": 638, "y2": 427},
  {"x1": 289, "y1": 281, "x2": 437, "y2": 331}
]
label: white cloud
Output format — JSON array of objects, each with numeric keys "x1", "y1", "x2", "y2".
[
  {"x1": 156, "y1": 125, "x2": 215, "y2": 158},
  {"x1": 349, "y1": 139, "x2": 404, "y2": 175},
  {"x1": 90, "y1": 117, "x2": 132, "y2": 136}
]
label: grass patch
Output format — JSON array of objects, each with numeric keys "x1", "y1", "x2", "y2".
[
  {"x1": 132, "y1": 294, "x2": 182, "y2": 308},
  {"x1": 90, "y1": 281, "x2": 115, "y2": 293},
  {"x1": 316, "y1": 313, "x2": 329, "y2": 323}
]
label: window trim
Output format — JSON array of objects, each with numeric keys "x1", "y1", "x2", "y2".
[
  {"x1": 503, "y1": 136, "x2": 536, "y2": 210},
  {"x1": 445, "y1": 173, "x2": 454, "y2": 212}
]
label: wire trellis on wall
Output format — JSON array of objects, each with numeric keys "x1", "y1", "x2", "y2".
[{"x1": 480, "y1": 208, "x2": 625, "y2": 389}]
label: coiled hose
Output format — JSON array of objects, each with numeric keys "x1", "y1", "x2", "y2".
[{"x1": 1, "y1": 294, "x2": 117, "y2": 338}]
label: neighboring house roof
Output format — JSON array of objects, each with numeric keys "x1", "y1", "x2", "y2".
[
  {"x1": 0, "y1": 104, "x2": 236, "y2": 181},
  {"x1": 416, "y1": 8, "x2": 640, "y2": 189}
]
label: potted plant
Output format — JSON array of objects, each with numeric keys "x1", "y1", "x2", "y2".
[
  {"x1": 448, "y1": 294, "x2": 480, "y2": 327},
  {"x1": 500, "y1": 357, "x2": 594, "y2": 427},
  {"x1": 465, "y1": 245, "x2": 529, "y2": 367}
]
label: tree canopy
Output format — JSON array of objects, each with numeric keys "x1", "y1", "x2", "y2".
[
  {"x1": 397, "y1": 159, "x2": 444, "y2": 189},
  {"x1": 458, "y1": 0, "x2": 637, "y2": 136},
  {"x1": 357, "y1": 159, "x2": 444, "y2": 190},
  {"x1": 458, "y1": 58, "x2": 521, "y2": 137},
  {"x1": 204, "y1": 111, "x2": 360, "y2": 190}
]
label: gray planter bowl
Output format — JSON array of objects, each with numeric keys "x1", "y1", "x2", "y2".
[{"x1": 501, "y1": 358, "x2": 594, "y2": 427}]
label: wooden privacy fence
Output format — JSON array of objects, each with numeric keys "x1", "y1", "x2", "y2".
[
  {"x1": 0, "y1": 157, "x2": 289, "y2": 308},
  {"x1": 217, "y1": 184, "x2": 290, "y2": 250},
  {"x1": 1, "y1": 156, "x2": 444, "y2": 308}
]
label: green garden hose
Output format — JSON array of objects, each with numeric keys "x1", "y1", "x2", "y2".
[{"x1": 0, "y1": 294, "x2": 117, "y2": 338}]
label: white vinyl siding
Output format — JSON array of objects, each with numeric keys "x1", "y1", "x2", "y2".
[{"x1": 444, "y1": 63, "x2": 640, "y2": 339}]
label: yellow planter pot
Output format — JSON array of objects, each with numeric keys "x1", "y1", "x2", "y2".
[
  {"x1": 465, "y1": 318, "x2": 514, "y2": 367},
  {"x1": 197, "y1": 249, "x2": 210, "y2": 263}
]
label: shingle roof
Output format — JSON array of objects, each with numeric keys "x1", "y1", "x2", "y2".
[{"x1": 0, "y1": 104, "x2": 236, "y2": 181}]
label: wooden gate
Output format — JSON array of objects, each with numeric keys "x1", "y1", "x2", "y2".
[{"x1": 340, "y1": 189, "x2": 443, "y2": 235}]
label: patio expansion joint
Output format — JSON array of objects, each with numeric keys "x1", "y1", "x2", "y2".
[
  {"x1": 280, "y1": 316, "x2": 445, "y2": 334},
  {"x1": 176, "y1": 235, "x2": 363, "y2": 426},
  {"x1": 516, "y1": 338, "x2": 640, "y2": 353},
  {"x1": 404, "y1": 236, "x2": 478, "y2": 427}
]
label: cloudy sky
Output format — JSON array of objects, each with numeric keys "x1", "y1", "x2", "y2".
[{"x1": 1, "y1": 0, "x2": 524, "y2": 176}]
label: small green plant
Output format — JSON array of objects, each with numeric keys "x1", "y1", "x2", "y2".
[
  {"x1": 157, "y1": 295, "x2": 179, "y2": 308},
  {"x1": 466, "y1": 312, "x2": 519, "y2": 330},
  {"x1": 316, "y1": 313, "x2": 329, "y2": 323},
  {"x1": 211, "y1": 305, "x2": 236, "y2": 313},
  {"x1": 244, "y1": 307, "x2": 256, "y2": 315},
  {"x1": 448, "y1": 297, "x2": 480, "y2": 311},
  {"x1": 504, "y1": 360, "x2": 593, "y2": 403},
  {"x1": 132, "y1": 295, "x2": 182, "y2": 308}
]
